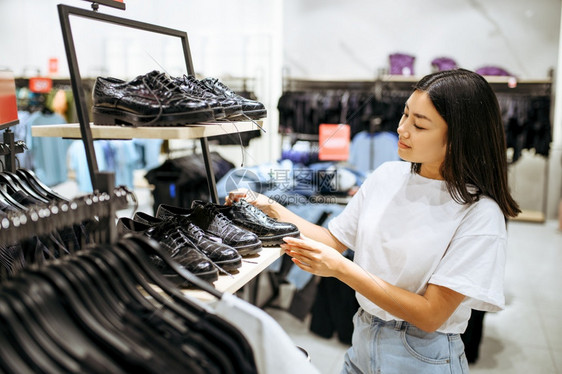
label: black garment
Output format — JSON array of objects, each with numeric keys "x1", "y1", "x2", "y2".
[
  {"x1": 145, "y1": 152, "x2": 234, "y2": 212},
  {"x1": 498, "y1": 94, "x2": 551, "y2": 162},
  {"x1": 309, "y1": 249, "x2": 358, "y2": 345},
  {"x1": 461, "y1": 310, "x2": 486, "y2": 363}
]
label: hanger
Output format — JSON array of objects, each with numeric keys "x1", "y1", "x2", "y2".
[
  {"x1": 0, "y1": 291, "x2": 66, "y2": 374},
  {"x1": 98, "y1": 242, "x2": 201, "y2": 324},
  {"x1": 0, "y1": 173, "x2": 24, "y2": 195},
  {"x1": 0, "y1": 285, "x2": 82, "y2": 373},
  {"x1": 1, "y1": 171, "x2": 49, "y2": 204},
  {"x1": 15, "y1": 169, "x2": 69, "y2": 203},
  {"x1": 0, "y1": 184, "x2": 28, "y2": 211},
  {"x1": 120, "y1": 234, "x2": 223, "y2": 300},
  {"x1": 2, "y1": 273, "x2": 126, "y2": 374},
  {"x1": 79, "y1": 246, "x2": 209, "y2": 374},
  {"x1": 0, "y1": 313, "x2": 37, "y2": 373},
  {"x1": 23, "y1": 264, "x2": 153, "y2": 367},
  {"x1": 57, "y1": 256, "x2": 198, "y2": 372},
  {"x1": 108, "y1": 240, "x2": 233, "y2": 374}
]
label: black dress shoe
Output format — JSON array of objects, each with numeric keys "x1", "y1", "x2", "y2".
[
  {"x1": 157, "y1": 203, "x2": 262, "y2": 256},
  {"x1": 173, "y1": 75, "x2": 243, "y2": 120},
  {"x1": 116, "y1": 217, "x2": 218, "y2": 284},
  {"x1": 92, "y1": 70, "x2": 214, "y2": 126},
  {"x1": 200, "y1": 77, "x2": 267, "y2": 120},
  {"x1": 196, "y1": 199, "x2": 300, "y2": 246},
  {"x1": 133, "y1": 212, "x2": 242, "y2": 272}
]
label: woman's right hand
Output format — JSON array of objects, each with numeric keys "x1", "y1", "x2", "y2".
[{"x1": 226, "y1": 188, "x2": 279, "y2": 218}]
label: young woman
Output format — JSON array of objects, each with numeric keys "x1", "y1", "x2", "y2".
[{"x1": 227, "y1": 68, "x2": 520, "y2": 373}]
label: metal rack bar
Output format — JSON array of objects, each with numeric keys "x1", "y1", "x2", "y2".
[{"x1": 57, "y1": 4, "x2": 219, "y2": 201}]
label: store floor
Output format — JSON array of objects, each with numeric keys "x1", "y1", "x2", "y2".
[{"x1": 262, "y1": 219, "x2": 562, "y2": 374}]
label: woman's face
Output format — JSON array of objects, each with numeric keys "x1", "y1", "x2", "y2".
[{"x1": 397, "y1": 90, "x2": 448, "y2": 179}]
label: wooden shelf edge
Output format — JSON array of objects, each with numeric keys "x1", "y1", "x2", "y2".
[
  {"x1": 509, "y1": 209, "x2": 546, "y2": 223},
  {"x1": 31, "y1": 121, "x2": 261, "y2": 140},
  {"x1": 182, "y1": 246, "x2": 284, "y2": 302}
]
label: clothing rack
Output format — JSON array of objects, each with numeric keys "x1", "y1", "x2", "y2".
[
  {"x1": 281, "y1": 74, "x2": 554, "y2": 222},
  {"x1": 0, "y1": 132, "x2": 26, "y2": 172},
  {"x1": 0, "y1": 186, "x2": 131, "y2": 246}
]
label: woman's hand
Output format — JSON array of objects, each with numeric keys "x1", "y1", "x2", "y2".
[
  {"x1": 226, "y1": 188, "x2": 279, "y2": 219},
  {"x1": 281, "y1": 236, "x2": 347, "y2": 277}
]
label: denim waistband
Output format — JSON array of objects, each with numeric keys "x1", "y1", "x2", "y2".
[
  {"x1": 357, "y1": 308, "x2": 461, "y2": 340},
  {"x1": 358, "y1": 307, "x2": 407, "y2": 330}
]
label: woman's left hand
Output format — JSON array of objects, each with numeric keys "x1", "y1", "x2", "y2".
[{"x1": 281, "y1": 236, "x2": 345, "y2": 277}]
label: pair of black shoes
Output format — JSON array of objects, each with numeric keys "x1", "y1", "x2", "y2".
[
  {"x1": 157, "y1": 202, "x2": 263, "y2": 256},
  {"x1": 158, "y1": 199, "x2": 299, "y2": 248},
  {"x1": 117, "y1": 212, "x2": 243, "y2": 286},
  {"x1": 92, "y1": 70, "x2": 266, "y2": 127},
  {"x1": 176, "y1": 75, "x2": 267, "y2": 121},
  {"x1": 193, "y1": 199, "x2": 300, "y2": 247}
]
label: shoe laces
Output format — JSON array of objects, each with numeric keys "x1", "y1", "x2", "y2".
[
  {"x1": 140, "y1": 72, "x2": 193, "y2": 125},
  {"x1": 175, "y1": 217, "x2": 233, "y2": 277},
  {"x1": 184, "y1": 220, "x2": 206, "y2": 241},
  {"x1": 237, "y1": 199, "x2": 269, "y2": 220},
  {"x1": 185, "y1": 75, "x2": 215, "y2": 94},
  {"x1": 150, "y1": 221, "x2": 192, "y2": 249},
  {"x1": 213, "y1": 79, "x2": 237, "y2": 97},
  {"x1": 203, "y1": 204, "x2": 234, "y2": 231}
]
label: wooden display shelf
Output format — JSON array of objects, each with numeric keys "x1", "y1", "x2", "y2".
[
  {"x1": 509, "y1": 209, "x2": 546, "y2": 223},
  {"x1": 31, "y1": 121, "x2": 261, "y2": 140},
  {"x1": 182, "y1": 246, "x2": 284, "y2": 302}
]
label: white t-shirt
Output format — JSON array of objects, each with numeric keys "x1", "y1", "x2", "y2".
[
  {"x1": 328, "y1": 161, "x2": 506, "y2": 333},
  {"x1": 213, "y1": 293, "x2": 320, "y2": 374}
]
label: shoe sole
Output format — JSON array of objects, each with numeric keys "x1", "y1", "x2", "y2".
[
  {"x1": 221, "y1": 105, "x2": 243, "y2": 118},
  {"x1": 258, "y1": 230, "x2": 301, "y2": 247},
  {"x1": 228, "y1": 109, "x2": 267, "y2": 121},
  {"x1": 93, "y1": 106, "x2": 215, "y2": 126},
  {"x1": 234, "y1": 242, "x2": 262, "y2": 256},
  {"x1": 214, "y1": 256, "x2": 242, "y2": 271}
]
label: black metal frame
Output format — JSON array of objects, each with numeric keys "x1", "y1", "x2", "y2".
[
  {"x1": 57, "y1": 4, "x2": 219, "y2": 202},
  {"x1": 83, "y1": 0, "x2": 125, "y2": 11}
]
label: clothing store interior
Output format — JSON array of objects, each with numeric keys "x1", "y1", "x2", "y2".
[{"x1": 0, "y1": 0, "x2": 561, "y2": 373}]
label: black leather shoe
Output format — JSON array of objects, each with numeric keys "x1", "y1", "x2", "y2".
[
  {"x1": 200, "y1": 77, "x2": 267, "y2": 120},
  {"x1": 133, "y1": 212, "x2": 242, "y2": 272},
  {"x1": 116, "y1": 217, "x2": 218, "y2": 284},
  {"x1": 174, "y1": 75, "x2": 243, "y2": 120},
  {"x1": 196, "y1": 199, "x2": 300, "y2": 246},
  {"x1": 157, "y1": 203, "x2": 262, "y2": 256},
  {"x1": 92, "y1": 70, "x2": 214, "y2": 126}
]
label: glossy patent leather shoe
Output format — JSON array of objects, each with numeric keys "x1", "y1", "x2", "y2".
[
  {"x1": 197, "y1": 199, "x2": 300, "y2": 246},
  {"x1": 200, "y1": 77, "x2": 267, "y2": 120},
  {"x1": 116, "y1": 217, "x2": 218, "y2": 284},
  {"x1": 92, "y1": 70, "x2": 214, "y2": 126},
  {"x1": 174, "y1": 75, "x2": 243, "y2": 120},
  {"x1": 133, "y1": 212, "x2": 242, "y2": 272},
  {"x1": 157, "y1": 203, "x2": 262, "y2": 256}
]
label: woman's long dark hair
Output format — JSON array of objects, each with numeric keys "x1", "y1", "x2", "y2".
[{"x1": 411, "y1": 68, "x2": 520, "y2": 218}]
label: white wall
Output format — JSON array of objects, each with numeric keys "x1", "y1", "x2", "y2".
[{"x1": 282, "y1": 0, "x2": 560, "y2": 79}]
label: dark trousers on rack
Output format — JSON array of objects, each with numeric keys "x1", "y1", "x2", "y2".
[{"x1": 461, "y1": 310, "x2": 486, "y2": 363}]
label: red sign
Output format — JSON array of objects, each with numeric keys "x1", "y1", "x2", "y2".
[
  {"x1": 318, "y1": 123, "x2": 351, "y2": 161},
  {"x1": 48, "y1": 58, "x2": 59, "y2": 74},
  {"x1": 29, "y1": 77, "x2": 53, "y2": 93},
  {"x1": 0, "y1": 70, "x2": 19, "y2": 127}
]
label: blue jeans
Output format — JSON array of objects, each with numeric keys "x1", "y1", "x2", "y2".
[{"x1": 341, "y1": 309, "x2": 469, "y2": 374}]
